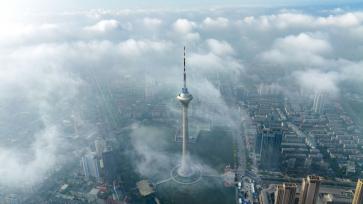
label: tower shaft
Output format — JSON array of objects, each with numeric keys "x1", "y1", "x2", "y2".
[
  {"x1": 179, "y1": 103, "x2": 190, "y2": 176},
  {"x1": 176, "y1": 94, "x2": 192, "y2": 176},
  {"x1": 176, "y1": 46, "x2": 193, "y2": 177}
]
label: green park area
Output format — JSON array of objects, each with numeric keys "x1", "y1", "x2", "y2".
[{"x1": 157, "y1": 126, "x2": 235, "y2": 204}]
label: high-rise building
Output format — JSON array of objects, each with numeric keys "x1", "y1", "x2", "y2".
[
  {"x1": 256, "y1": 122, "x2": 283, "y2": 170},
  {"x1": 101, "y1": 149, "x2": 118, "y2": 183},
  {"x1": 312, "y1": 92, "x2": 326, "y2": 113},
  {"x1": 353, "y1": 179, "x2": 363, "y2": 204},
  {"x1": 81, "y1": 152, "x2": 100, "y2": 179},
  {"x1": 95, "y1": 138, "x2": 106, "y2": 158},
  {"x1": 298, "y1": 176, "x2": 321, "y2": 204},
  {"x1": 176, "y1": 47, "x2": 193, "y2": 177},
  {"x1": 4, "y1": 194, "x2": 21, "y2": 204},
  {"x1": 275, "y1": 183, "x2": 297, "y2": 204},
  {"x1": 275, "y1": 184, "x2": 284, "y2": 204}
]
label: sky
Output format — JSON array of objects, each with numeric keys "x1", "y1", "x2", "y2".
[
  {"x1": 1, "y1": 0, "x2": 363, "y2": 11},
  {"x1": 0, "y1": 0, "x2": 363, "y2": 192}
]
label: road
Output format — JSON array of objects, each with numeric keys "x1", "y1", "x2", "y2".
[
  {"x1": 234, "y1": 105, "x2": 264, "y2": 204},
  {"x1": 234, "y1": 107, "x2": 248, "y2": 204}
]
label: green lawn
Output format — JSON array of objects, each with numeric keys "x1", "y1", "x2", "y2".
[
  {"x1": 156, "y1": 126, "x2": 235, "y2": 204},
  {"x1": 191, "y1": 128, "x2": 234, "y2": 172},
  {"x1": 157, "y1": 177, "x2": 235, "y2": 204},
  {"x1": 118, "y1": 123, "x2": 235, "y2": 204}
]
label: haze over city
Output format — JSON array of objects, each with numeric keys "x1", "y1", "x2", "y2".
[{"x1": 0, "y1": 0, "x2": 363, "y2": 204}]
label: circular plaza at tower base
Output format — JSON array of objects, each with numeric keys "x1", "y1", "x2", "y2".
[{"x1": 171, "y1": 165, "x2": 202, "y2": 185}]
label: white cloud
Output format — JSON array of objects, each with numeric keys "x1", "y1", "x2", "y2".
[
  {"x1": 0, "y1": 43, "x2": 82, "y2": 188},
  {"x1": 0, "y1": 22, "x2": 61, "y2": 46},
  {"x1": 84, "y1": 19, "x2": 121, "y2": 33},
  {"x1": 130, "y1": 124, "x2": 176, "y2": 178},
  {"x1": 261, "y1": 33, "x2": 331, "y2": 66},
  {"x1": 242, "y1": 13, "x2": 315, "y2": 30},
  {"x1": 349, "y1": 26, "x2": 363, "y2": 40},
  {"x1": 242, "y1": 11, "x2": 363, "y2": 30},
  {"x1": 275, "y1": 33, "x2": 331, "y2": 54},
  {"x1": 316, "y1": 13, "x2": 361, "y2": 27},
  {"x1": 0, "y1": 126, "x2": 60, "y2": 186},
  {"x1": 202, "y1": 17, "x2": 229, "y2": 29},
  {"x1": 118, "y1": 39, "x2": 172, "y2": 57},
  {"x1": 143, "y1": 17, "x2": 162, "y2": 29},
  {"x1": 185, "y1": 32, "x2": 201, "y2": 41},
  {"x1": 189, "y1": 52, "x2": 242, "y2": 74},
  {"x1": 173, "y1": 18, "x2": 196, "y2": 34},
  {"x1": 206, "y1": 39, "x2": 234, "y2": 56},
  {"x1": 294, "y1": 69, "x2": 340, "y2": 94},
  {"x1": 340, "y1": 61, "x2": 363, "y2": 83},
  {"x1": 172, "y1": 18, "x2": 200, "y2": 42}
]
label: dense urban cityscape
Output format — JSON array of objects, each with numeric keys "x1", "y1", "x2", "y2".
[{"x1": 0, "y1": 0, "x2": 363, "y2": 204}]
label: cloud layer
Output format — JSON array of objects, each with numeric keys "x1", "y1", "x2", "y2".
[{"x1": 0, "y1": 6, "x2": 362, "y2": 191}]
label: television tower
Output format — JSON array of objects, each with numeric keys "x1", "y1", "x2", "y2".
[{"x1": 177, "y1": 46, "x2": 193, "y2": 177}]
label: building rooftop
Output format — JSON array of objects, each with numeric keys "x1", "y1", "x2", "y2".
[{"x1": 136, "y1": 180, "x2": 155, "y2": 197}]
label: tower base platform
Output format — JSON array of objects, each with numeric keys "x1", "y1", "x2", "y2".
[{"x1": 171, "y1": 165, "x2": 202, "y2": 185}]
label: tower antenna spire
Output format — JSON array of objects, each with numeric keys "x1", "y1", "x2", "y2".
[{"x1": 183, "y1": 46, "x2": 186, "y2": 89}]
